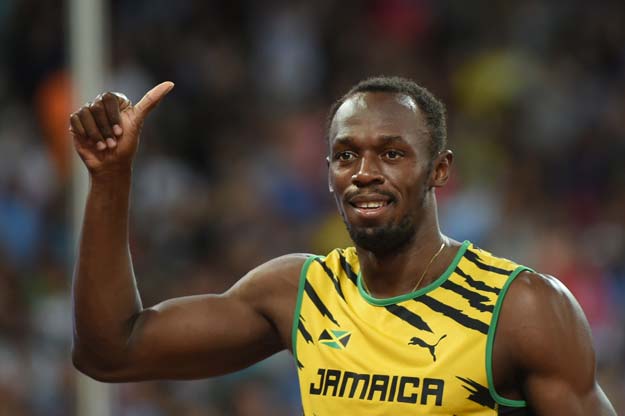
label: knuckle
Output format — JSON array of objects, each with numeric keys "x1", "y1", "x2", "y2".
[
  {"x1": 90, "y1": 101, "x2": 103, "y2": 111},
  {"x1": 113, "y1": 92, "x2": 130, "y2": 105}
]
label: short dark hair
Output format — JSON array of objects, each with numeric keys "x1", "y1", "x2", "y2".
[{"x1": 327, "y1": 76, "x2": 447, "y2": 159}]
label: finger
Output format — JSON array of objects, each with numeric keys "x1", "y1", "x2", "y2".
[
  {"x1": 70, "y1": 126, "x2": 105, "y2": 152},
  {"x1": 134, "y1": 81, "x2": 175, "y2": 120},
  {"x1": 70, "y1": 113, "x2": 87, "y2": 137},
  {"x1": 78, "y1": 107, "x2": 105, "y2": 147},
  {"x1": 89, "y1": 100, "x2": 115, "y2": 143},
  {"x1": 106, "y1": 138, "x2": 117, "y2": 149},
  {"x1": 101, "y1": 92, "x2": 124, "y2": 136},
  {"x1": 112, "y1": 92, "x2": 132, "y2": 111}
]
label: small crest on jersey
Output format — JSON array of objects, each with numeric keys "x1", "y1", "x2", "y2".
[{"x1": 318, "y1": 329, "x2": 352, "y2": 349}]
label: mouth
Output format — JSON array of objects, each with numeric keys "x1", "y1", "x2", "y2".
[{"x1": 347, "y1": 194, "x2": 395, "y2": 218}]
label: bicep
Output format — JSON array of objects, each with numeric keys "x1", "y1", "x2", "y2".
[
  {"x1": 93, "y1": 254, "x2": 307, "y2": 382},
  {"x1": 121, "y1": 293, "x2": 282, "y2": 380},
  {"x1": 509, "y1": 274, "x2": 616, "y2": 415},
  {"x1": 525, "y1": 378, "x2": 616, "y2": 416}
]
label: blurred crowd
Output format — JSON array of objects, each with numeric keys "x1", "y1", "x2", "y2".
[{"x1": 0, "y1": 0, "x2": 624, "y2": 414}]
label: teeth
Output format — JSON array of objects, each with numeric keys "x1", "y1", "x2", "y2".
[{"x1": 356, "y1": 201, "x2": 386, "y2": 209}]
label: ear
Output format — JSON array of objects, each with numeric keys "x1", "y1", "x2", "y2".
[
  {"x1": 326, "y1": 156, "x2": 334, "y2": 193},
  {"x1": 429, "y1": 150, "x2": 453, "y2": 188}
]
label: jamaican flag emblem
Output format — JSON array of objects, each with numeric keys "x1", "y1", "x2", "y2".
[{"x1": 318, "y1": 329, "x2": 352, "y2": 349}]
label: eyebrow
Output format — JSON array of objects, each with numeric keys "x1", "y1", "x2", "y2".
[
  {"x1": 333, "y1": 135, "x2": 406, "y2": 146},
  {"x1": 333, "y1": 136, "x2": 355, "y2": 146}
]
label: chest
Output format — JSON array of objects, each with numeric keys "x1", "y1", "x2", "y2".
[
  {"x1": 291, "y1": 246, "x2": 529, "y2": 415},
  {"x1": 295, "y1": 270, "x2": 497, "y2": 414}
]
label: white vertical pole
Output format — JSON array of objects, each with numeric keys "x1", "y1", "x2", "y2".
[{"x1": 69, "y1": 0, "x2": 113, "y2": 415}]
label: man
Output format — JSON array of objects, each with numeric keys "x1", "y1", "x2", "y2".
[{"x1": 70, "y1": 76, "x2": 616, "y2": 415}]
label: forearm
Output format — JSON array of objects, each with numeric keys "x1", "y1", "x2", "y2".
[{"x1": 72, "y1": 171, "x2": 142, "y2": 367}]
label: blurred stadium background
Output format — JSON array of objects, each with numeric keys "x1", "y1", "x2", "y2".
[{"x1": 0, "y1": 0, "x2": 624, "y2": 414}]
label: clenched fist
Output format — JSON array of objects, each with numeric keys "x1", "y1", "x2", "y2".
[{"x1": 69, "y1": 81, "x2": 174, "y2": 175}]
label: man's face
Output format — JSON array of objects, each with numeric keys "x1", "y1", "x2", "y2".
[{"x1": 328, "y1": 92, "x2": 434, "y2": 255}]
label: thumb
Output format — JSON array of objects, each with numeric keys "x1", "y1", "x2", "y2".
[{"x1": 134, "y1": 81, "x2": 175, "y2": 120}]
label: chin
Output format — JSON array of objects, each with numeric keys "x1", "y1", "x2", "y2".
[{"x1": 347, "y1": 217, "x2": 415, "y2": 255}]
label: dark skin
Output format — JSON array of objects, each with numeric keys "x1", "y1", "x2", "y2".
[{"x1": 70, "y1": 84, "x2": 615, "y2": 415}]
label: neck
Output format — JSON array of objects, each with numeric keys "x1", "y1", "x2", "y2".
[{"x1": 355, "y1": 199, "x2": 453, "y2": 298}]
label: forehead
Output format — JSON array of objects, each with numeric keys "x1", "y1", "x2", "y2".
[{"x1": 329, "y1": 92, "x2": 427, "y2": 144}]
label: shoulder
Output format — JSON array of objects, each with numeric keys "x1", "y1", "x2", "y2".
[
  {"x1": 498, "y1": 271, "x2": 595, "y2": 386},
  {"x1": 504, "y1": 271, "x2": 577, "y2": 311},
  {"x1": 502, "y1": 271, "x2": 590, "y2": 334},
  {"x1": 222, "y1": 253, "x2": 315, "y2": 348},
  {"x1": 228, "y1": 253, "x2": 313, "y2": 302}
]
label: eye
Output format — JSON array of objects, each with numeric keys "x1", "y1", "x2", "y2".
[
  {"x1": 334, "y1": 151, "x2": 356, "y2": 161},
  {"x1": 383, "y1": 150, "x2": 404, "y2": 160}
]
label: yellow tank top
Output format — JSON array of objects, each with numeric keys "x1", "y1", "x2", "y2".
[{"x1": 292, "y1": 241, "x2": 531, "y2": 415}]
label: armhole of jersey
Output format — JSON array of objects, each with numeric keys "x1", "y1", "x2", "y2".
[
  {"x1": 291, "y1": 255, "x2": 317, "y2": 365},
  {"x1": 486, "y1": 265, "x2": 534, "y2": 408}
]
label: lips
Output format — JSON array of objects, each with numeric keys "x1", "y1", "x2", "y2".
[
  {"x1": 351, "y1": 200, "x2": 390, "y2": 209},
  {"x1": 348, "y1": 191, "x2": 394, "y2": 206},
  {"x1": 346, "y1": 192, "x2": 395, "y2": 218}
]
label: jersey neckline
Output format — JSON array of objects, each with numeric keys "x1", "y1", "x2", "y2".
[{"x1": 356, "y1": 240, "x2": 471, "y2": 306}]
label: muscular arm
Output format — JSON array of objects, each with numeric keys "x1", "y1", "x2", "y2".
[
  {"x1": 498, "y1": 272, "x2": 616, "y2": 415},
  {"x1": 74, "y1": 193, "x2": 304, "y2": 381},
  {"x1": 70, "y1": 84, "x2": 306, "y2": 382}
]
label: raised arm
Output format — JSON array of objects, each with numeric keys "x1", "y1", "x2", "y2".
[
  {"x1": 497, "y1": 272, "x2": 616, "y2": 415},
  {"x1": 69, "y1": 85, "x2": 305, "y2": 381}
]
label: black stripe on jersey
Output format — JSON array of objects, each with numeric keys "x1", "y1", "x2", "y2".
[
  {"x1": 414, "y1": 295, "x2": 488, "y2": 334},
  {"x1": 297, "y1": 359, "x2": 304, "y2": 370},
  {"x1": 463, "y1": 250, "x2": 513, "y2": 276},
  {"x1": 385, "y1": 304, "x2": 433, "y2": 333},
  {"x1": 315, "y1": 258, "x2": 346, "y2": 301},
  {"x1": 441, "y1": 280, "x2": 494, "y2": 313},
  {"x1": 298, "y1": 317, "x2": 314, "y2": 344},
  {"x1": 456, "y1": 376, "x2": 496, "y2": 409},
  {"x1": 305, "y1": 280, "x2": 340, "y2": 326},
  {"x1": 338, "y1": 251, "x2": 358, "y2": 285},
  {"x1": 455, "y1": 266, "x2": 501, "y2": 295}
]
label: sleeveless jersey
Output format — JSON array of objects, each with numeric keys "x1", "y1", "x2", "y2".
[{"x1": 292, "y1": 241, "x2": 532, "y2": 415}]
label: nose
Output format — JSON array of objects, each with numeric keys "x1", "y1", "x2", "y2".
[{"x1": 351, "y1": 153, "x2": 385, "y2": 187}]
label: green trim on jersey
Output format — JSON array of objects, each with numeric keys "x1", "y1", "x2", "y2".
[
  {"x1": 486, "y1": 265, "x2": 534, "y2": 408},
  {"x1": 357, "y1": 240, "x2": 471, "y2": 306},
  {"x1": 295, "y1": 242, "x2": 530, "y2": 414},
  {"x1": 291, "y1": 255, "x2": 318, "y2": 364}
]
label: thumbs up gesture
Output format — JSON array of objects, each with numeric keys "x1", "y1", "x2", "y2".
[{"x1": 70, "y1": 82, "x2": 174, "y2": 176}]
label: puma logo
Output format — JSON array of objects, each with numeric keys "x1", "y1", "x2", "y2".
[{"x1": 408, "y1": 334, "x2": 447, "y2": 362}]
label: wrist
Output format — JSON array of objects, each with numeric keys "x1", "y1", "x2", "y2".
[{"x1": 89, "y1": 166, "x2": 133, "y2": 187}]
